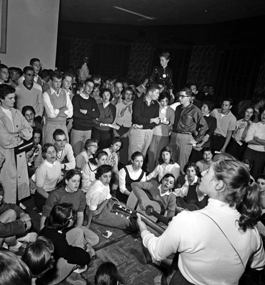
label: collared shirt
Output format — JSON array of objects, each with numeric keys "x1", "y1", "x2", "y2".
[
  {"x1": 158, "y1": 184, "x2": 170, "y2": 197},
  {"x1": 173, "y1": 103, "x2": 208, "y2": 142},
  {"x1": 245, "y1": 122, "x2": 265, "y2": 152},
  {"x1": 211, "y1": 109, "x2": 236, "y2": 137},
  {"x1": 56, "y1": 143, "x2": 76, "y2": 170},
  {"x1": 43, "y1": 88, "x2": 73, "y2": 119},
  {"x1": 115, "y1": 101, "x2": 133, "y2": 128}
]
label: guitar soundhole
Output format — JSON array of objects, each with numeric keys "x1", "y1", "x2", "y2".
[{"x1": 145, "y1": 205, "x2": 154, "y2": 216}]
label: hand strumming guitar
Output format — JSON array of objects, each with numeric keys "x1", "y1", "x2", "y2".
[{"x1": 136, "y1": 213, "x2": 148, "y2": 233}]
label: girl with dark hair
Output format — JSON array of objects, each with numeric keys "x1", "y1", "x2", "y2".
[
  {"x1": 0, "y1": 248, "x2": 32, "y2": 285},
  {"x1": 117, "y1": 151, "x2": 146, "y2": 204},
  {"x1": 146, "y1": 146, "x2": 180, "y2": 182},
  {"x1": 92, "y1": 88, "x2": 116, "y2": 149},
  {"x1": 149, "y1": 52, "x2": 174, "y2": 100},
  {"x1": 147, "y1": 91, "x2": 175, "y2": 172},
  {"x1": 22, "y1": 236, "x2": 55, "y2": 284},
  {"x1": 138, "y1": 154, "x2": 265, "y2": 285},
  {"x1": 132, "y1": 173, "x2": 176, "y2": 220},
  {"x1": 95, "y1": 262, "x2": 128, "y2": 285},
  {"x1": 22, "y1": 105, "x2": 42, "y2": 130},
  {"x1": 85, "y1": 165, "x2": 137, "y2": 231},
  {"x1": 40, "y1": 169, "x2": 99, "y2": 252},
  {"x1": 81, "y1": 150, "x2": 108, "y2": 192},
  {"x1": 39, "y1": 203, "x2": 92, "y2": 285}
]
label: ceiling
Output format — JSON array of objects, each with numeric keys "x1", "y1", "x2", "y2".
[{"x1": 60, "y1": 0, "x2": 265, "y2": 25}]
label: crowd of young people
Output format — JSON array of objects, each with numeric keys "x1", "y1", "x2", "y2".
[{"x1": 0, "y1": 53, "x2": 265, "y2": 285}]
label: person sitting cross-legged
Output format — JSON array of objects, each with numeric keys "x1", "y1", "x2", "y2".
[
  {"x1": 0, "y1": 182, "x2": 37, "y2": 252},
  {"x1": 131, "y1": 173, "x2": 177, "y2": 221}
]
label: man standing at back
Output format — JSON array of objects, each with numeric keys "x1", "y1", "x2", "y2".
[
  {"x1": 128, "y1": 84, "x2": 160, "y2": 159},
  {"x1": 43, "y1": 71, "x2": 73, "y2": 144},
  {"x1": 15, "y1": 66, "x2": 43, "y2": 121},
  {"x1": 169, "y1": 87, "x2": 208, "y2": 173},
  {"x1": 210, "y1": 98, "x2": 237, "y2": 153}
]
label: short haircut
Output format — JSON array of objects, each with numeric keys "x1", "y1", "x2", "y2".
[
  {"x1": 0, "y1": 63, "x2": 8, "y2": 71},
  {"x1": 84, "y1": 78, "x2": 94, "y2": 86},
  {"x1": 202, "y1": 100, "x2": 214, "y2": 112},
  {"x1": 30, "y1": 58, "x2": 40, "y2": 65},
  {"x1": 91, "y1": 74, "x2": 101, "y2": 81},
  {"x1": 257, "y1": 174, "x2": 265, "y2": 181},
  {"x1": 53, "y1": 129, "x2": 66, "y2": 140},
  {"x1": 42, "y1": 143, "x2": 56, "y2": 159},
  {"x1": 131, "y1": 151, "x2": 144, "y2": 161},
  {"x1": 146, "y1": 84, "x2": 160, "y2": 94},
  {"x1": 51, "y1": 70, "x2": 62, "y2": 80},
  {"x1": 159, "y1": 52, "x2": 170, "y2": 60},
  {"x1": 33, "y1": 127, "x2": 42, "y2": 144},
  {"x1": 158, "y1": 146, "x2": 175, "y2": 165},
  {"x1": 95, "y1": 262, "x2": 118, "y2": 285},
  {"x1": 9, "y1": 67, "x2": 22, "y2": 77},
  {"x1": 122, "y1": 86, "x2": 136, "y2": 100},
  {"x1": 0, "y1": 249, "x2": 32, "y2": 285},
  {"x1": 95, "y1": 165, "x2": 112, "y2": 180},
  {"x1": 158, "y1": 90, "x2": 171, "y2": 102},
  {"x1": 23, "y1": 66, "x2": 34, "y2": 74},
  {"x1": 202, "y1": 147, "x2": 213, "y2": 156},
  {"x1": 39, "y1": 69, "x2": 51, "y2": 80},
  {"x1": 84, "y1": 138, "x2": 98, "y2": 151},
  {"x1": 62, "y1": 72, "x2": 73, "y2": 81},
  {"x1": 0, "y1": 84, "x2": 15, "y2": 100},
  {"x1": 184, "y1": 162, "x2": 200, "y2": 177},
  {"x1": 100, "y1": 88, "x2": 113, "y2": 101},
  {"x1": 222, "y1": 98, "x2": 233, "y2": 105},
  {"x1": 63, "y1": 169, "x2": 82, "y2": 188},
  {"x1": 111, "y1": 137, "x2": 123, "y2": 149},
  {"x1": 22, "y1": 105, "x2": 36, "y2": 116},
  {"x1": 160, "y1": 173, "x2": 175, "y2": 184},
  {"x1": 89, "y1": 150, "x2": 108, "y2": 166},
  {"x1": 179, "y1": 87, "x2": 192, "y2": 97}
]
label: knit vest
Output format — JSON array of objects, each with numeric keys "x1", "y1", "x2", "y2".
[{"x1": 45, "y1": 89, "x2": 67, "y2": 123}]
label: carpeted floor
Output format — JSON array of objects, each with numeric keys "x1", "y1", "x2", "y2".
[{"x1": 22, "y1": 196, "x2": 163, "y2": 284}]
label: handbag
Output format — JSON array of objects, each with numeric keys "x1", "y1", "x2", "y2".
[{"x1": 14, "y1": 137, "x2": 34, "y2": 155}]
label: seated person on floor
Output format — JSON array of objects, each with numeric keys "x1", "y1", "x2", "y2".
[
  {"x1": 95, "y1": 262, "x2": 128, "y2": 285},
  {"x1": 39, "y1": 203, "x2": 93, "y2": 285},
  {"x1": 53, "y1": 129, "x2": 76, "y2": 171},
  {"x1": 0, "y1": 182, "x2": 36, "y2": 251},
  {"x1": 131, "y1": 173, "x2": 176, "y2": 221},
  {"x1": 174, "y1": 162, "x2": 206, "y2": 208},
  {"x1": 103, "y1": 137, "x2": 122, "y2": 192},
  {"x1": 40, "y1": 169, "x2": 99, "y2": 253},
  {"x1": 86, "y1": 165, "x2": 137, "y2": 231},
  {"x1": 146, "y1": 146, "x2": 180, "y2": 183},
  {"x1": 34, "y1": 143, "x2": 63, "y2": 212},
  {"x1": 117, "y1": 151, "x2": 146, "y2": 204},
  {"x1": 195, "y1": 147, "x2": 213, "y2": 173},
  {"x1": 76, "y1": 138, "x2": 98, "y2": 170},
  {"x1": 22, "y1": 236, "x2": 55, "y2": 284},
  {"x1": 81, "y1": 150, "x2": 108, "y2": 192}
]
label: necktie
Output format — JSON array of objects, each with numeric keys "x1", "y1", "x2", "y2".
[{"x1": 241, "y1": 121, "x2": 250, "y2": 141}]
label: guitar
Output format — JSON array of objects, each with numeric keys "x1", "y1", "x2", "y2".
[
  {"x1": 127, "y1": 191, "x2": 165, "y2": 223},
  {"x1": 175, "y1": 196, "x2": 199, "y2": 212},
  {"x1": 111, "y1": 203, "x2": 166, "y2": 235}
]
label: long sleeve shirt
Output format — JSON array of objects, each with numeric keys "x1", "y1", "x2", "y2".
[
  {"x1": 173, "y1": 104, "x2": 208, "y2": 142},
  {"x1": 149, "y1": 66, "x2": 174, "y2": 90},
  {"x1": 72, "y1": 94, "x2": 99, "y2": 130},
  {"x1": 146, "y1": 163, "x2": 180, "y2": 182},
  {"x1": 56, "y1": 143, "x2": 76, "y2": 170},
  {"x1": 132, "y1": 96, "x2": 160, "y2": 129},
  {"x1": 141, "y1": 199, "x2": 265, "y2": 285},
  {"x1": 43, "y1": 88, "x2": 73, "y2": 119}
]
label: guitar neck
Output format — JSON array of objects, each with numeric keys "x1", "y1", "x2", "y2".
[
  {"x1": 139, "y1": 213, "x2": 165, "y2": 235},
  {"x1": 148, "y1": 210, "x2": 168, "y2": 225}
]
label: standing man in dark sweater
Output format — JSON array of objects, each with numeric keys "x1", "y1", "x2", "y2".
[
  {"x1": 128, "y1": 84, "x2": 160, "y2": 159},
  {"x1": 71, "y1": 79, "x2": 100, "y2": 156}
]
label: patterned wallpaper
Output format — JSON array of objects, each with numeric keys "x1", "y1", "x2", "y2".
[
  {"x1": 254, "y1": 50, "x2": 265, "y2": 94},
  {"x1": 69, "y1": 38, "x2": 92, "y2": 69},
  {"x1": 187, "y1": 45, "x2": 216, "y2": 88}
]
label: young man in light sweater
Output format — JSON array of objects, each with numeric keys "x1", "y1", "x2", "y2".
[
  {"x1": 43, "y1": 71, "x2": 73, "y2": 144},
  {"x1": 15, "y1": 66, "x2": 43, "y2": 121}
]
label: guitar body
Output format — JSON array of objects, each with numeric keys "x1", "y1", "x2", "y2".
[
  {"x1": 127, "y1": 190, "x2": 165, "y2": 223},
  {"x1": 175, "y1": 196, "x2": 199, "y2": 212}
]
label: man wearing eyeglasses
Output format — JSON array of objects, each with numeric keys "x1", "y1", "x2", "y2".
[
  {"x1": 15, "y1": 66, "x2": 44, "y2": 121},
  {"x1": 53, "y1": 129, "x2": 75, "y2": 171},
  {"x1": 169, "y1": 87, "x2": 208, "y2": 173}
]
